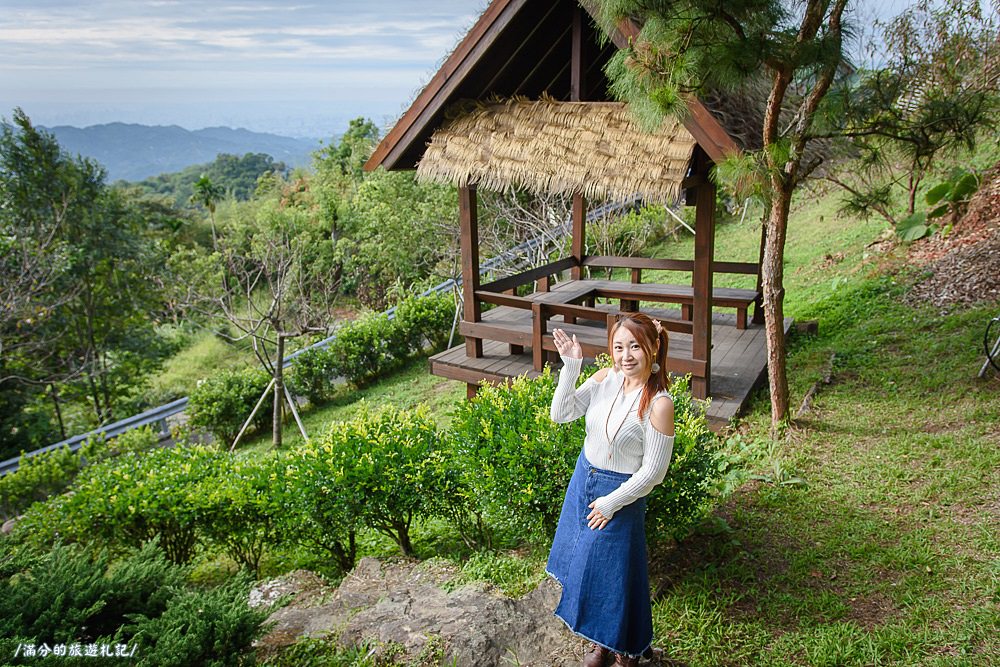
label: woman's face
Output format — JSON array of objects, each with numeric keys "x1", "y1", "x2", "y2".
[{"x1": 612, "y1": 325, "x2": 649, "y2": 383}]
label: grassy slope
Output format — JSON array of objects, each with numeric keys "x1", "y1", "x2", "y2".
[
  {"x1": 235, "y1": 177, "x2": 997, "y2": 665},
  {"x1": 643, "y1": 184, "x2": 999, "y2": 665}
]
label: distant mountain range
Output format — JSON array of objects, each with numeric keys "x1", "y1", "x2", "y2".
[{"x1": 42, "y1": 123, "x2": 324, "y2": 182}]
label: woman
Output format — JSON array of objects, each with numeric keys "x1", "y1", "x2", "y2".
[{"x1": 547, "y1": 313, "x2": 675, "y2": 667}]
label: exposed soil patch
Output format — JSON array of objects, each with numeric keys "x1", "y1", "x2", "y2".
[{"x1": 905, "y1": 162, "x2": 1000, "y2": 312}]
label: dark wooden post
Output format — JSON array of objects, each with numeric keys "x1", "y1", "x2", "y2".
[
  {"x1": 571, "y1": 6, "x2": 585, "y2": 102},
  {"x1": 571, "y1": 193, "x2": 586, "y2": 281},
  {"x1": 570, "y1": 8, "x2": 586, "y2": 283},
  {"x1": 459, "y1": 185, "x2": 482, "y2": 399},
  {"x1": 691, "y1": 149, "x2": 714, "y2": 399}
]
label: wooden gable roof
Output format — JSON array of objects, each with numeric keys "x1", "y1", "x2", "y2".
[{"x1": 365, "y1": 0, "x2": 738, "y2": 174}]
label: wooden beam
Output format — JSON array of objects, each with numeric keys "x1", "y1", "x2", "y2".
[
  {"x1": 572, "y1": 193, "x2": 586, "y2": 280},
  {"x1": 479, "y1": 256, "x2": 577, "y2": 293},
  {"x1": 460, "y1": 185, "x2": 483, "y2": 358},
  {"x1": 365, "y1": 0, "x2": 529, "y2": 172},
  {"x1": 691, "y1": 148, "x2": 715, "y2": 399},
  {"x1": 571, "y1": 5, "x2": 585, "y2": 101}
]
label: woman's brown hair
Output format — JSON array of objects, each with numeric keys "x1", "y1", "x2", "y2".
[{"x1": 607, "y1": 312, "x2": 670, "y2": 420}]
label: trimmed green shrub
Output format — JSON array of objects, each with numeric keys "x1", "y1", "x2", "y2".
[
  {"x1": 287, "y1": 346, "x2": 337, "y2": 406},
  {"x1": 188, "y1": 367, "x2": 272, "y2": 445},
  {"x1": 0, "y1": 445, "x2": 80, "y2": 520},
  {"x1": 196, "y1": 454, "x2": 285, "y2": 576},
  {"x1": 25, "y1": 445, "x2": 225, "y2": 563},
  {"x1": 302, "y1": 405, "x2": 458, "y2": 556},
  {"x1": 449, "y1": 368, "x2": 589, "y2": 543},
  {"x1": 0, "y1": 427, "x2": 161, "y2": 521},
  {"x1": 277, "y1": 442, "x2": 359, "y2": 573},
  {"x1": 644, "y1": 374, "x2": 726, "y2": 542},
  {"x1": 392, "y1": 291, "x2": 456, "y2": 353},
  {"x1": 327, "y1": 312, "x2": 394, "y2": 386},
  {"x1": 451, "y1": 367, "x2": 727, "y2": 545}
]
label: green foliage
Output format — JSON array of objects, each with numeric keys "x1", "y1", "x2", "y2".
[
  {"x1": 338, "y1": 169, "x2": 455, "y2": 309},
  {"x1": 287, "y1": 346, "x2": 338, "y2": 406},
  {"x1": 924, "y1": 167, "x2": 981, "y2": 221},
  {"x1": 644, "y1": 375, "x2": 727, "y2": 542},
  {"x1": 0, "y1": 445, "x2": 80, "y2": 520},
  {"x1": 391, "y1": 291, "x2": 457, "y2": 355},
  {"x1": 0, "y1": 540, "x2": 184, "y2": 647},
  {"x1": 196, "y1": 454, "x2": 286, "y2": 575},
  {"x1": 0, "y1": 540, "x2": 267, "y2": 666},
  {"x1": 128, "y1": 574, "x2": 268, "y2": 667},
  {"x1": 0, "y1": 427, "x2": 158, "y2": 520},
  {"x1": 136, "y1": 152, "x2": 289, "y2": 208},
  {"x1": 449, "y1": 368, "x2": 587, "y2": 543},
  {"x1": 278, "y1": 440, "x2": 359, "y2": 572},
  {"x1": 451, "y1": 368, "x2": 728, "y2": 545},
  {"x1": 328, "y1": 312, "x2": 395, "y2": 386},
  {"x1": 188, "y1": 366, "x2": 272, "y2": 445},
  {"x1": 304, "y1": 405, "x2": 458, "y2": 556},
  {"x1": 323, "y1": 294, "x2": 455, "y2": 389},
  {"x1": 27, "y1": 444, "x2": 225, "y2": 563}
]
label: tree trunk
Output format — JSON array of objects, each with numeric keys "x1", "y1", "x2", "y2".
[
  {"x1": 761, "y1": 186, "x2": 792, "y2": 432},
  {"x1": 273, "y1": 333, "x2": 285, "y2": 448},
  {"x1": 50, "y1": 383, "x2": 66, "y2": 441}
]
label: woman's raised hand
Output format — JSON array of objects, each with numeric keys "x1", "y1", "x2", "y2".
[{"x1": 552, "y1": 328, "x2": 582, "y2": 359}]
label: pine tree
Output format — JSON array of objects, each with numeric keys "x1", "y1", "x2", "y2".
[{"x1": 594, "y1": 0, "x2": 851, "y2": 432}]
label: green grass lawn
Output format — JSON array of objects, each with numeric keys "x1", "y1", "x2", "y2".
[{"x1": 201, "y1": 178, "x2": 998, "y2": 666}]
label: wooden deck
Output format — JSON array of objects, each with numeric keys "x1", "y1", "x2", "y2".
[{"x1": 431, "y1": 304, "x2": 793, "y2": 431}]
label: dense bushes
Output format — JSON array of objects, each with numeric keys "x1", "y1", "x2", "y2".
[
  {"x1": 287, "y1": 291, "x2": 456, "y2": 400},
  {"x1": 450, "y1": 367, "x2": 723, "y2": 544},
  {"x1": 450, "y1": 369, "x2": 588, "y2": 543},
  {"x1": 294, "y1": 405, "x2": 461, "y2": 558},
  {"x1": 188, "y1": 367, "x2": 272, "y2": 444},
  {"x1": 0, "y1": 540, "x2": 268, "y2": 667},
  {"x1": 24, "y1": 445, "x2": 225, "y2": 563},
  {"x1": 0, "y1": 427, "x2": 159, "y2": 520}
]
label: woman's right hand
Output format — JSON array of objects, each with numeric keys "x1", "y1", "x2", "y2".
[{"x1": 552, "y1": 328, "x2": 582, "y2": 359}]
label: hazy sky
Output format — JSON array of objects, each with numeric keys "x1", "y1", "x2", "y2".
[
  {"x1": 0, "y1": 0, "x2": 486, "y2": 138},
  {"x1": 0, "y1": 0, "x2": 971, "y2": 139}
]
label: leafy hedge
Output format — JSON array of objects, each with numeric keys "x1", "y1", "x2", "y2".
[
  {"x1": 450, "y1": 366, "x2": 724, "y2": 544},
  {"x1": 288, "y1": 291, "x2": 456, "y2": 400},
  {"x1": 188, "y1": 367, "x2": 272, "y2": 445},
  {"x1": 0, "y1": 427, "x2": 159, "y2": 520},
  {"x1": 292, "y1": 405, "x2": 463, "y2": 558},
  {"x1": 14, "y1": 363, "x2": 726, "y2": 579}
]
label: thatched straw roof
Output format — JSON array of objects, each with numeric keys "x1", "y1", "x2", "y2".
[{"x1": 416, "y1": 99, "x2": 697, "y2": 203}]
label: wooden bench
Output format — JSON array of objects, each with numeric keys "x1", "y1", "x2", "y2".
[
  {"x1": 468, "y1": 289, "x2": 702, "y2": 375},
  {"x1": 588, "y1": 280, "x2": 760, "y2": 329}
]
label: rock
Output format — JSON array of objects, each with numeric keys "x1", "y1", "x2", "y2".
[{"x1": 255, "y1": 557, "x2": 589, "y2": 666}]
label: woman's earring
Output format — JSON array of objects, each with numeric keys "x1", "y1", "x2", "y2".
[
  {"x1": 614, "y1": 362, "x2": 621, "y2": 372},
  {"x1": 651, "y1": 362, "x2": 661, "y2": 373}
]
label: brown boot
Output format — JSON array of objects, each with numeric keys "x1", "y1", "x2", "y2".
[
  {"x1": 583, "y1": 643, "x2": 610, "y2": 667},
  {"x1": 613, "y1": 653, "x2": 639, "y2": 667}
]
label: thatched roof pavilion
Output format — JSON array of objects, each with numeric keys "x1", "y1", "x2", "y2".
[
  {"x1": 365, "y1": 0, "x2": 784, "y2": 427},
  {"x1": 416, "y1": 99, "x2": 697, "y2": 204}
]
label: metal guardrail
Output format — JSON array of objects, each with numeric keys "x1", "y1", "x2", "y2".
[
  {"x1": 0, "y1": 397, "x2": 188, "y2": 476},
  {"x1": 2, "y1": 196, "x2": 647, "y2": 476}
]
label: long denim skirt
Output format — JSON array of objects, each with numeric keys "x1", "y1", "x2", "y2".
[{"x1": 546, "y1": 449, "x2": 653, "y2": 658}]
